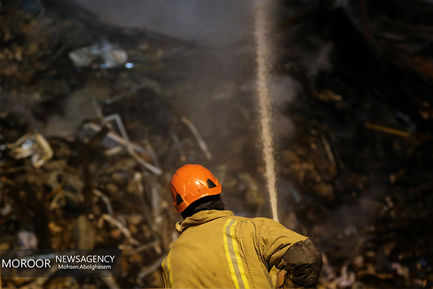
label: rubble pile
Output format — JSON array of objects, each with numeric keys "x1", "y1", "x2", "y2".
[
  {"x1": 1, "y1": 109, "x2": 187, "y2": 289},
  {"x1": 0, "y1": 1, "x2": 199, "y2": 288},
  {"x1": 275, "y1": 1, "x2": 433, "y2": 288}
]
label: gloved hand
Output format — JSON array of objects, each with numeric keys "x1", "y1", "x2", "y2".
[
  {"x1": 279, "y1": 239, "x2": 322, "y2": 288},
  {"x1": 276, "y1": 269, "x2": 298, "y2": 289},
  {"x1": 276, "y1": 269, "x2": 287, "y2": 289}
]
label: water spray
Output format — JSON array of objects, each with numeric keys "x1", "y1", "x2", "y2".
[{"x1": 254, "y1": 0, "x2": 279, "y2": 222}]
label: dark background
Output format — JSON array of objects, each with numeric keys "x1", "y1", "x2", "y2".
[{"x1": 0, "y1": 0, "x2": 432, "y2": 288}]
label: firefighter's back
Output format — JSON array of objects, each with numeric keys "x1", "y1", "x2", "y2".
[{"x1": 161, "y1": 210, "x2": 275, "y2": 289}]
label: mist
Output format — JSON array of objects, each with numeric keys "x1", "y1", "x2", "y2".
[{"x1": 73, "y1": 0, "x2": 253, "y2": 46}]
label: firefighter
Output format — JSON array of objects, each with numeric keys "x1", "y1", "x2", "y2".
[{"x1": 162, "y1": 164, "x2": 322, "y2": 289}]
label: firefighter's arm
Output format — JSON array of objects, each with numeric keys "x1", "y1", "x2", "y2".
[
  {"x1": 253, "y1": 218, "x2": 322, "y2": 288},
  {"x1": 278, "y1": 238, "x2": 322, "y2": 288}
]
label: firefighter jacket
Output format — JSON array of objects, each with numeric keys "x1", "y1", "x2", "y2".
[{"x1": 161, "y1": 210, "x2": 322, "y2": 289}]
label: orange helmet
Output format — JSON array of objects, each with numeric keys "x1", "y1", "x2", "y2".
[{"x1": 170, "y1": 164, "x2": 222, "y2": 213}]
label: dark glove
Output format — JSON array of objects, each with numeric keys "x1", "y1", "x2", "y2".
[{"x1": 281, "y1": 239, "x2": 322, "y2": 288}]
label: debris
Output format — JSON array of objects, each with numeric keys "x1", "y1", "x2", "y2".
[
  {"x1": 334, "y1": 264, "x2": 356, "y2": 288},
  {"x1": 76, "y1": 215, "x2": 95, "y2": 250},
  {"x1": 101, "y1": 214, "x2": 139, "y2": 246},
  {"x1": 320, "y1": 134, "x2": 336, "y2": 169},
  {"x1": 82, "y1": 123, "x2": 154, "y2": 158},
  {"x1": 125, "y1": 240, "x2": 160, "y2": 256},
  {"x1": 100, "y1": 272, "x2": 121, "y2": 289},
  {"x1": 391, "y1": 262, "x2": 410, "y2": 280},
  {"x1": 171, "y1": 132, "x2": 187, "y2": 162},
  {"x1": 93, "y1": 189, "x2": 113, "y2": 216},
  {"x1": 102, "y1": 114, "x2": 162, "y2": 175},
  {"x1": 136, "y1": 255, "x2": 166, "y2": 282},
  {"x1": 7, "y1": 133, "x2": 53, "y2": 168},
  {"x1": 150, "y1": 180, "x2": 162, "y2": 228},
  {"x1": 17, "y1": 231, "x2": 38, "y2": 250},
  {"x1": 364, "y1": 122, "x2": 411, "y2": 138},
  {"x1": 124, "y1": 62, "x2": 134, "y2": 69},
  {"x1": 69, "y1": 41, "x2": 128, "y2": 69},
  {"x1": 181, "y1": 116, "x2": 212, "y2": 160}
]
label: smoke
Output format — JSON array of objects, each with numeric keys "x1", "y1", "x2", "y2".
[
  {"x1": 5, "y1": 0, "x2": 329, "y2": 218},
  {"x1": 73, "y1": 0, "x2": 252, "y2": 47},
  {"x1": 71, "y1": 0, "x2": 307, "y2": 217}
]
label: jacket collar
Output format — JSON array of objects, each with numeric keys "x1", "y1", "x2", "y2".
[{"x1": 176, "y1": 210, "x2": 234, "y2": 233}]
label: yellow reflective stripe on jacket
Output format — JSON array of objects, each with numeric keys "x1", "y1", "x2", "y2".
[
  {"x1": 223, "y1": 219, "x2": 250, "y2": 289},
  {"x1": 223, "y1": 220, "x2": 239, "y2": 288},
  {"x1": 162, "y1": 253, "x2": 174, "y2": 287},
  {"x1": 230, "y1": 223, "x2": 250, "y2": 288}
]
